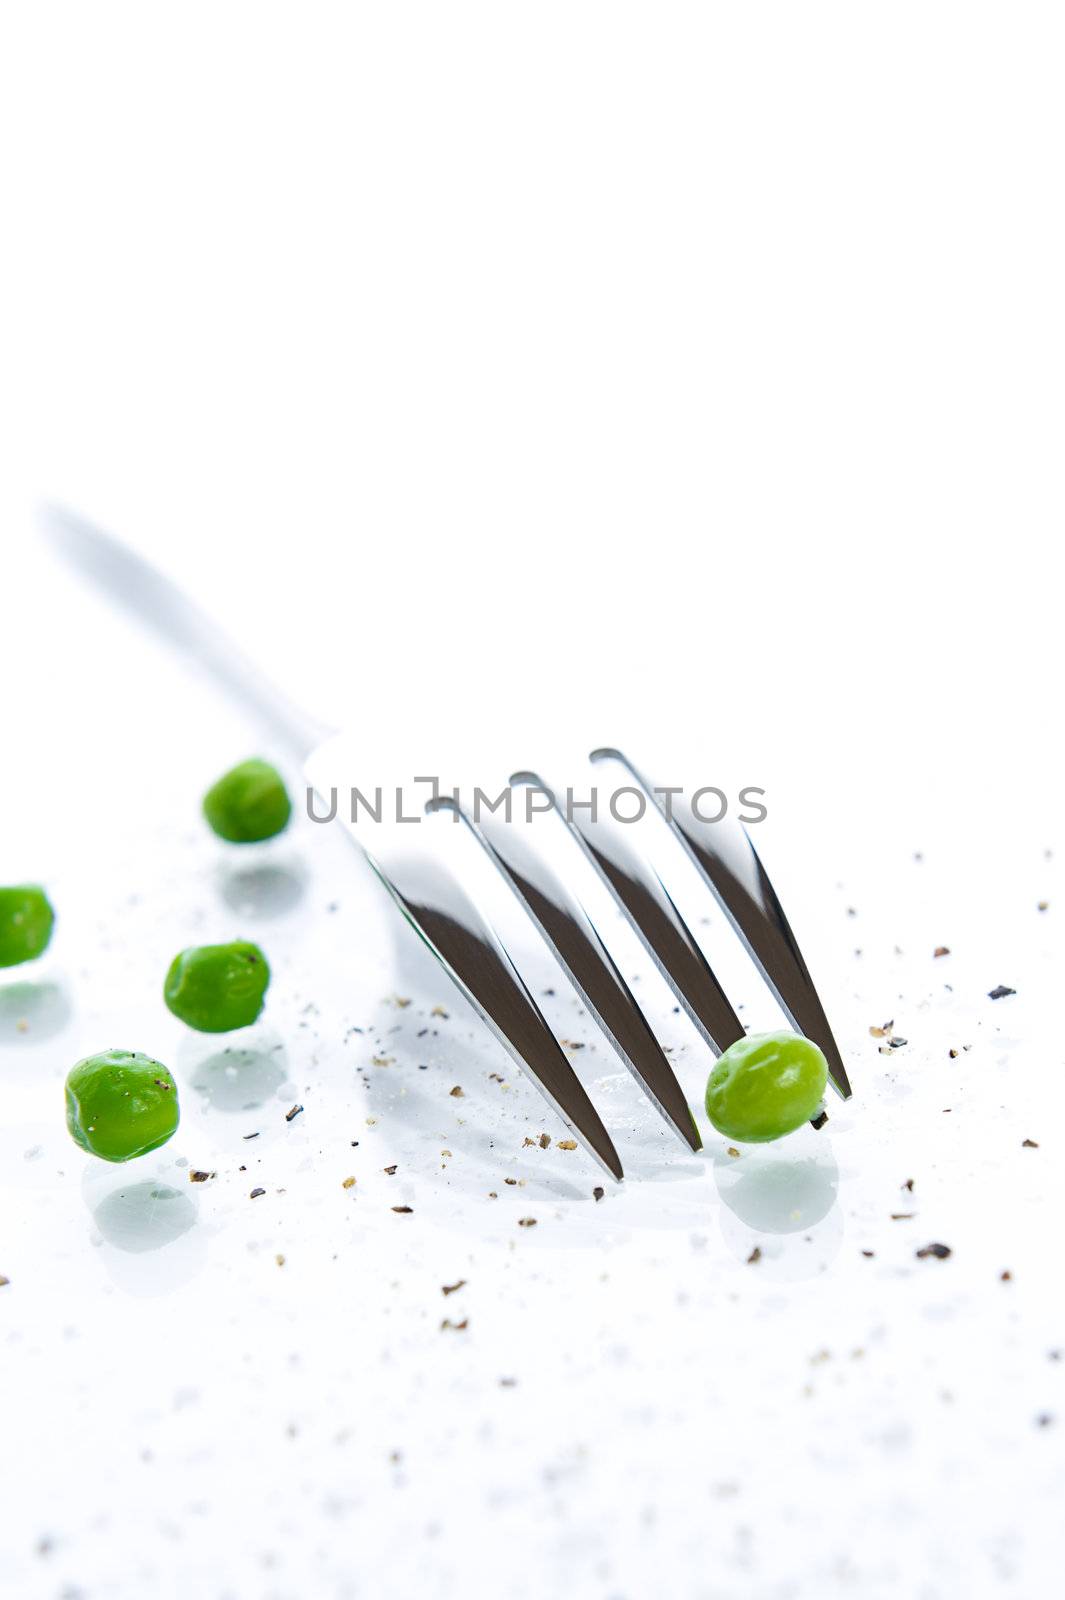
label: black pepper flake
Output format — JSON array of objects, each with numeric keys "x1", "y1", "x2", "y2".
[
  {"x1": 988, "y1": 985, "x2": 1016, "y2": 1000},
  {"x1": 810, "y1": 1110, "x2": 829, "y2": 1131},
  {"x1": 902, "y1": 1178, "x2": 914, "y2": 1192},
  {"x1": 517, "y1": 1217, "x2": 537, "y2": 1228},
  {"x1": 442, "y1": 1280, "x2": 466, "y2": 1296},
  {"x1": 861, "y1": 1250, "x2": 875, "y2": 1258},
  {"x1": 383, "y1": 1164, "x2": 397, "y2": 1175},
  {"x1": 189, "y1": 1169, "x2": 215, "y2": 1183},
  {"x1": 242, "y1": 1131, "x2": 260, "y2": 1140},
  {"x1": 440, "y1": 1317, "x2": 468, "y2": 1331},
  {"x1": 250, "y1": 1187, "x2": 266, "y2": 1200},
  {"x1": 392, "y1": 1205, "x2": 413, "y2": 1214},
  {"x1": 593, "y1": 1187, "x2": 604, "y2": 1202},
  {"x1": 747, "y1": 1246, "x2": 762, "y2": 1264},
  {"x1": 285, "y1": 1104, "x2": 303, "y2": 1122},
  {"x1": 1022, "y1": 1138, "x2": 1039, "y2": 1149},
  {"x1": 916, "y1": 1242, "x2": 951, "y2": 1260}
]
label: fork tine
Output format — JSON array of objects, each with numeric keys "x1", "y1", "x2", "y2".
[
  {"x1": 362, "y1": 846, "x2": 626, "y2": 1180},
  {"x1": 303, "y1": 735, "x2": 624, "y2": 1178},
  {"x1": 512, "y1": 774, "x2": 747, "y2": 1059},
  {"x1": 603, "y1": 750, "x2": 852, "y2": 1100},
  {"x1": 435, "y1": 796, "x2": 702, "y2": 1152}
]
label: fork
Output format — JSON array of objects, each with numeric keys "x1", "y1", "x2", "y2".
[{"x1": 44, "y1": 506, "x2": 852, "y2": 1181}]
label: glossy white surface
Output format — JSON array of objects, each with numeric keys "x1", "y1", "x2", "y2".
[{"x1": 2, "y1": 5, "x2": 1063, "y2": 1597}]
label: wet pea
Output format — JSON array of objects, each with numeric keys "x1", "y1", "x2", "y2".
[
  {"x1": 65, "y1": 1050, "x2": 179, "y2": 1162},
  {"x1": 164, "y1": 940, "x2": 270, "y2": 1032},
  {"x1": 705, "y1": 1030, "x2": 828, "y2": 1143},
  {"x1": 0, "y1": 885, "x2": 55, "y2": 968},
  {"x1": 203, "y1": 759, "x2": 291, "y2": 843}
]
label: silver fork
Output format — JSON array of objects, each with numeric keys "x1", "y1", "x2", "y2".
[{"x1": 44, "y1": 506, "x2": 852, "y2": 1182}]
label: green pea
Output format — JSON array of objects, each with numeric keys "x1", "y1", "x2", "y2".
[
  {"x1": 164, "y1": 940, "x2": 270, "y2": 1032},
  {"x1": 705, "y1": 1030, "x2": 828, "y2": 1143},
  {"x1": 203, "y1": 758, "x2": 291, "y2": 843},
  {"x1": 0, "y1": 885, "x2": 55, "y2": 968},
  {"x1": 65, "y1": 1050, "x2": 179, "y2": 1162}
]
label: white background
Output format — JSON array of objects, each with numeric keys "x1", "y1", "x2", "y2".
[{"x1": 1, "y1": 4, "x2": 1062, "y2": 1598}]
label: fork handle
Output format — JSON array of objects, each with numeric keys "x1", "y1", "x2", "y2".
[{"x1": 42, "y1": 503, "x2": 333, "y2": 760}]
